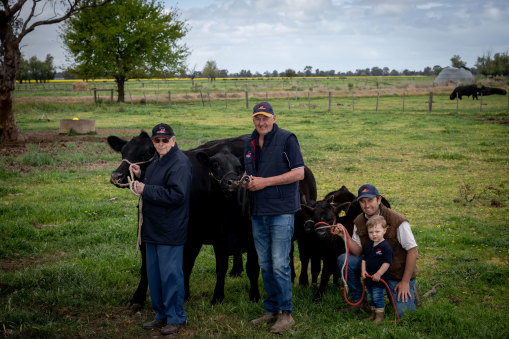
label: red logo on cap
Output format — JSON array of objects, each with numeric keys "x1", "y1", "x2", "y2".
[
  {"x1": 362, "y1": 187, "x2": 369, "y2": 192},
  {"x1": 158, "y1": 128, "x2": 166, "y2": 133},
  {"x1": 257, "y1": 105, "x2": 266, "y2": 110}
]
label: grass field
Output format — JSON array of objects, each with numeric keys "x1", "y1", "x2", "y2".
[{"x1": 1, "y1": 85, "x2": 508, "y2": 338}]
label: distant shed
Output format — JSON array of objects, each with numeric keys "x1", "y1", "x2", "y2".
[{"x1": 434, "y1": 67, "x2": 474, "y2": 84}]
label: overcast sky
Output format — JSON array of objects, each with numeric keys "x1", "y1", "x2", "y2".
[{"x1": 19, "y1": 0, "x2": 509, "y2": 74}]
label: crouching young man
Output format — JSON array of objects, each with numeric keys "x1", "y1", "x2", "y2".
[{"x1": 331, "y1": 184, "x2": 418, "y2": 318}]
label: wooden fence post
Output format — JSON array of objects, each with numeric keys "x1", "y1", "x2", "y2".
[
  {"x1": 402, "y1": 93, "x2": 405, "y2": 112},
  {"x1": 480, "y1": 92, "x2": 483, "y2": 113},
  {"x1": 94, "y1": 89, "x2": 97, "y2": 103},
  {"x1": 428, "y1": 92, "x2": 433, "y2": 113},
  {"x1": 352, "y1": 93, "x2": 355, "y2": 112},
  {"x1": 200, "y1": 88, "x2": 204, "y2": 107},
  {"x1": 168, "y1": 90, "x2": 171, "y2": 106},
  {"x1": 376, "y1": 85, "x2": 380, "y2": 112},
  {"x1": 456, "y1": 92, "x2": 459, "y2": 113},
  {"x1": 288, "y1": 93, "x2": 290, "y2": 109},
  {"x1": 308, "y1": 92, "x2": 310, "y2": 110},
  {"x1": 208, "y1": 92, "x2": 211, "y2": 107},
  {"x1": 225, "y1": 92, "x2": 227, "y2": 108},
  {"x1": 143, "y1": 92, "x2": 147, "y2": 105},
  {"x1": 328, "y1": 92, "x2": 332, "y2": 111},
  {"x1": 245, "y1": 91, "x2": 249, "y2": 109}
]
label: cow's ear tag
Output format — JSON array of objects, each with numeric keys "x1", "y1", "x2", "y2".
[{"x1": 338, "y1": 210, "x2": 346, "y2": 217}]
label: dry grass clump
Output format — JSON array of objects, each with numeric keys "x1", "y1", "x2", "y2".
[{"x1": 72, "y1": 82, "x2": 89, "y2": 91}]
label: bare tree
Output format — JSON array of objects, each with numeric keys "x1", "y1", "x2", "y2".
[{"x1": 0, "y1": 0, "x2": 110, "y2": 143}]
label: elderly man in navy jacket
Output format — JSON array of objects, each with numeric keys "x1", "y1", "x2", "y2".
[
  {"x1": 244, "y1": 102, "x2": 304, "y2": 334},
  {"x1": 130, "y1": 123, "x2": 192, "y2": 336}
]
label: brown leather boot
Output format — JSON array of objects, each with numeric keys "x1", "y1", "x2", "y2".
[
  {"x1": 142, "y1": 318, "x2": 166, "y2": 330},
  {"x1": 364, "y1": 306, "x2": 376, "y2": 321},
  {"x1": 270, "y1": 311, "x2": 295, "y2": 333},
  {"x1": 339, "y1": 299, "x2": 370, "y2": 313},
  {"x1": 250, "y1": 312, "x2": 279, "y2": 325},
  {"x1": 373, "y1": 308, "x2": 384, "y2": 324}
]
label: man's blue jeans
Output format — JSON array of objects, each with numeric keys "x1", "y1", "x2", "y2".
[
  {"x1": 252, "y1": 214, "x2": 294, "y2": 314},
  {"x1": 337, "y1": 253, "x2": 416, "y2": 317},
  {"x1": 146, "y1": 243, "x2": 186, "y2": 325}
]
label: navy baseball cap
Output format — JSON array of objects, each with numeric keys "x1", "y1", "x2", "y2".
[
  {"x1": 151, "y1": 123, "x2": 174, "y2": 139},
  {"x1": 252, "y1": 102, "x2": 274, "y2": 117},
  {"x1": 356, "y1": 184, "x2": 380, "y2": 201}
]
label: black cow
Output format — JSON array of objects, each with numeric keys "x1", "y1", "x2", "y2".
[
  {"x1": 108, "y1": 132, "x2": 260, "y2": 308},
  {"x1": 301, "y1": 186, "x2": 390, "y2": 301},
  {"x1": 107, "y1": 132, "x2": 317, "y2": 310},
  {"x1": 478, "y1": 86, "x2": 507, "y2": 96},
  {"x1": 191, "y1": 134, "x2": 319, "y2": 287},
  {"x1": 449, "y1": 84, "x2": 479, "y2": 100}
]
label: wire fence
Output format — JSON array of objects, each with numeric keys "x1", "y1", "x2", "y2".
[{"x1": 15, "y1": 78, "x2": 509, "y2": 113}]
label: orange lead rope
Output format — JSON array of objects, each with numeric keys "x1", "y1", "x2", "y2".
[{"x1": 314, "y1": 221, "x2": 400, "y2": 321}]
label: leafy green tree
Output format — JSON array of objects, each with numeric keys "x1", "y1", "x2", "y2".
[
  {"x1": 450, "y1": 55, "x2": 466, "y2": 68},
  {"x1": 433, "y1": 65, "x2": 443, "y2": 76},
  {"x1": 0, "y1": 0, "x2": 111, "y2": 143},
  {"x1": 303, "y1": 65, "x2": 312, "y2": 77},
  {"x1": 239, "y1": 69, "x2": 252, "y2": 77},
  {"x1": 371, "y1": 66, "x2": 383, "y2": 76},
  {"x1": 476, "y1": 51, "x2": 509, "y2": 76},
  {"x1": 28, "y1": 56, "x2": 42, "y2": 82},
  {"x1": 61, "y1": 0, "x2": 188, "y2": 102},
  {"x1": 285, "y1": 69, "x2": 296, "y2": 77},
  {"x1": 203, "y1": 60, "x2": 219, "y2": 82},
  {"x1": 16, "y1": 54, "x2": 55, "y2": 83},
  {"x1": 41, "y1": 54, "x2": 56, "y2": 82},
  {"x1": 16, "y1": 56, "x2": 30, "y2": 84}
]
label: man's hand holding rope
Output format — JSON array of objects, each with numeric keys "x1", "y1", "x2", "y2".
[{"x1": 129, "y1": 164, "x2": 145, "y2": 195}]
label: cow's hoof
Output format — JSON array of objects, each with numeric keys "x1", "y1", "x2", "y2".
[
  {"x1": 249, "y1": 291, "x2": 261, "y2": 302},
  {"x1": 312, "y1": 293, "x2": 323, "y2": 302},
  {"x1": 299, "y1": 276, "x2": 309, "y2": 286},
  {"x1": 210, "y1": 297, "x2": 224, "y2": 305},
  {"x1": 127, "y1": 302, "x2": 143, "y2": 313},
  {"x1": 229, "y1": 269, "x2": 242, "y2": 277}
]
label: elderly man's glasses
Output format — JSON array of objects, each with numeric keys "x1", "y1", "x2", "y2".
[{"x1": 153, "y1": 138, "x2": 170, "y2": 144}]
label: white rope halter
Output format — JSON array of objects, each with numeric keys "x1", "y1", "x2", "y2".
[{"x1": 119, "y1": 157, "x2": 153, "y2": 250}]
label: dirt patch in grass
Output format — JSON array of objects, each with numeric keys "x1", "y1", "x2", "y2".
[
  {"x1": 0, "y1": 129, "x2": 140, "y2": 157},
  {"x1": 0, "y1": 251, "x2": 68, "y2": 272},
  {"x1": 481, "y1": 117, "x2": 509, "y2": 125}
]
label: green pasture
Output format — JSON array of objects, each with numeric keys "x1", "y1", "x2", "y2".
[
  {"x1": 15, "y1": 76, "x2": 448, "y2": 98},
  {"x1": 1, "y1": 92, "x2": 508, "y2": 338}
]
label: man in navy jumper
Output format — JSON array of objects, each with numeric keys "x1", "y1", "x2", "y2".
[
  {"x1": 244, "y1": 102, "x2": 304, "y2": 334},
  {"x1": 130, "y1": 123, "x2": 193, "y2": 336}
]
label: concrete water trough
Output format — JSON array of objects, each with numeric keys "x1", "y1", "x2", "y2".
[{"x1": 59, "y1": 119, "x2": 96, "y2": 134}]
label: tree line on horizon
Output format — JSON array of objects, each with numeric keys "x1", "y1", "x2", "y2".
[{"x1": 19, "y1": 52, "x2": 509, "y2": 84}]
